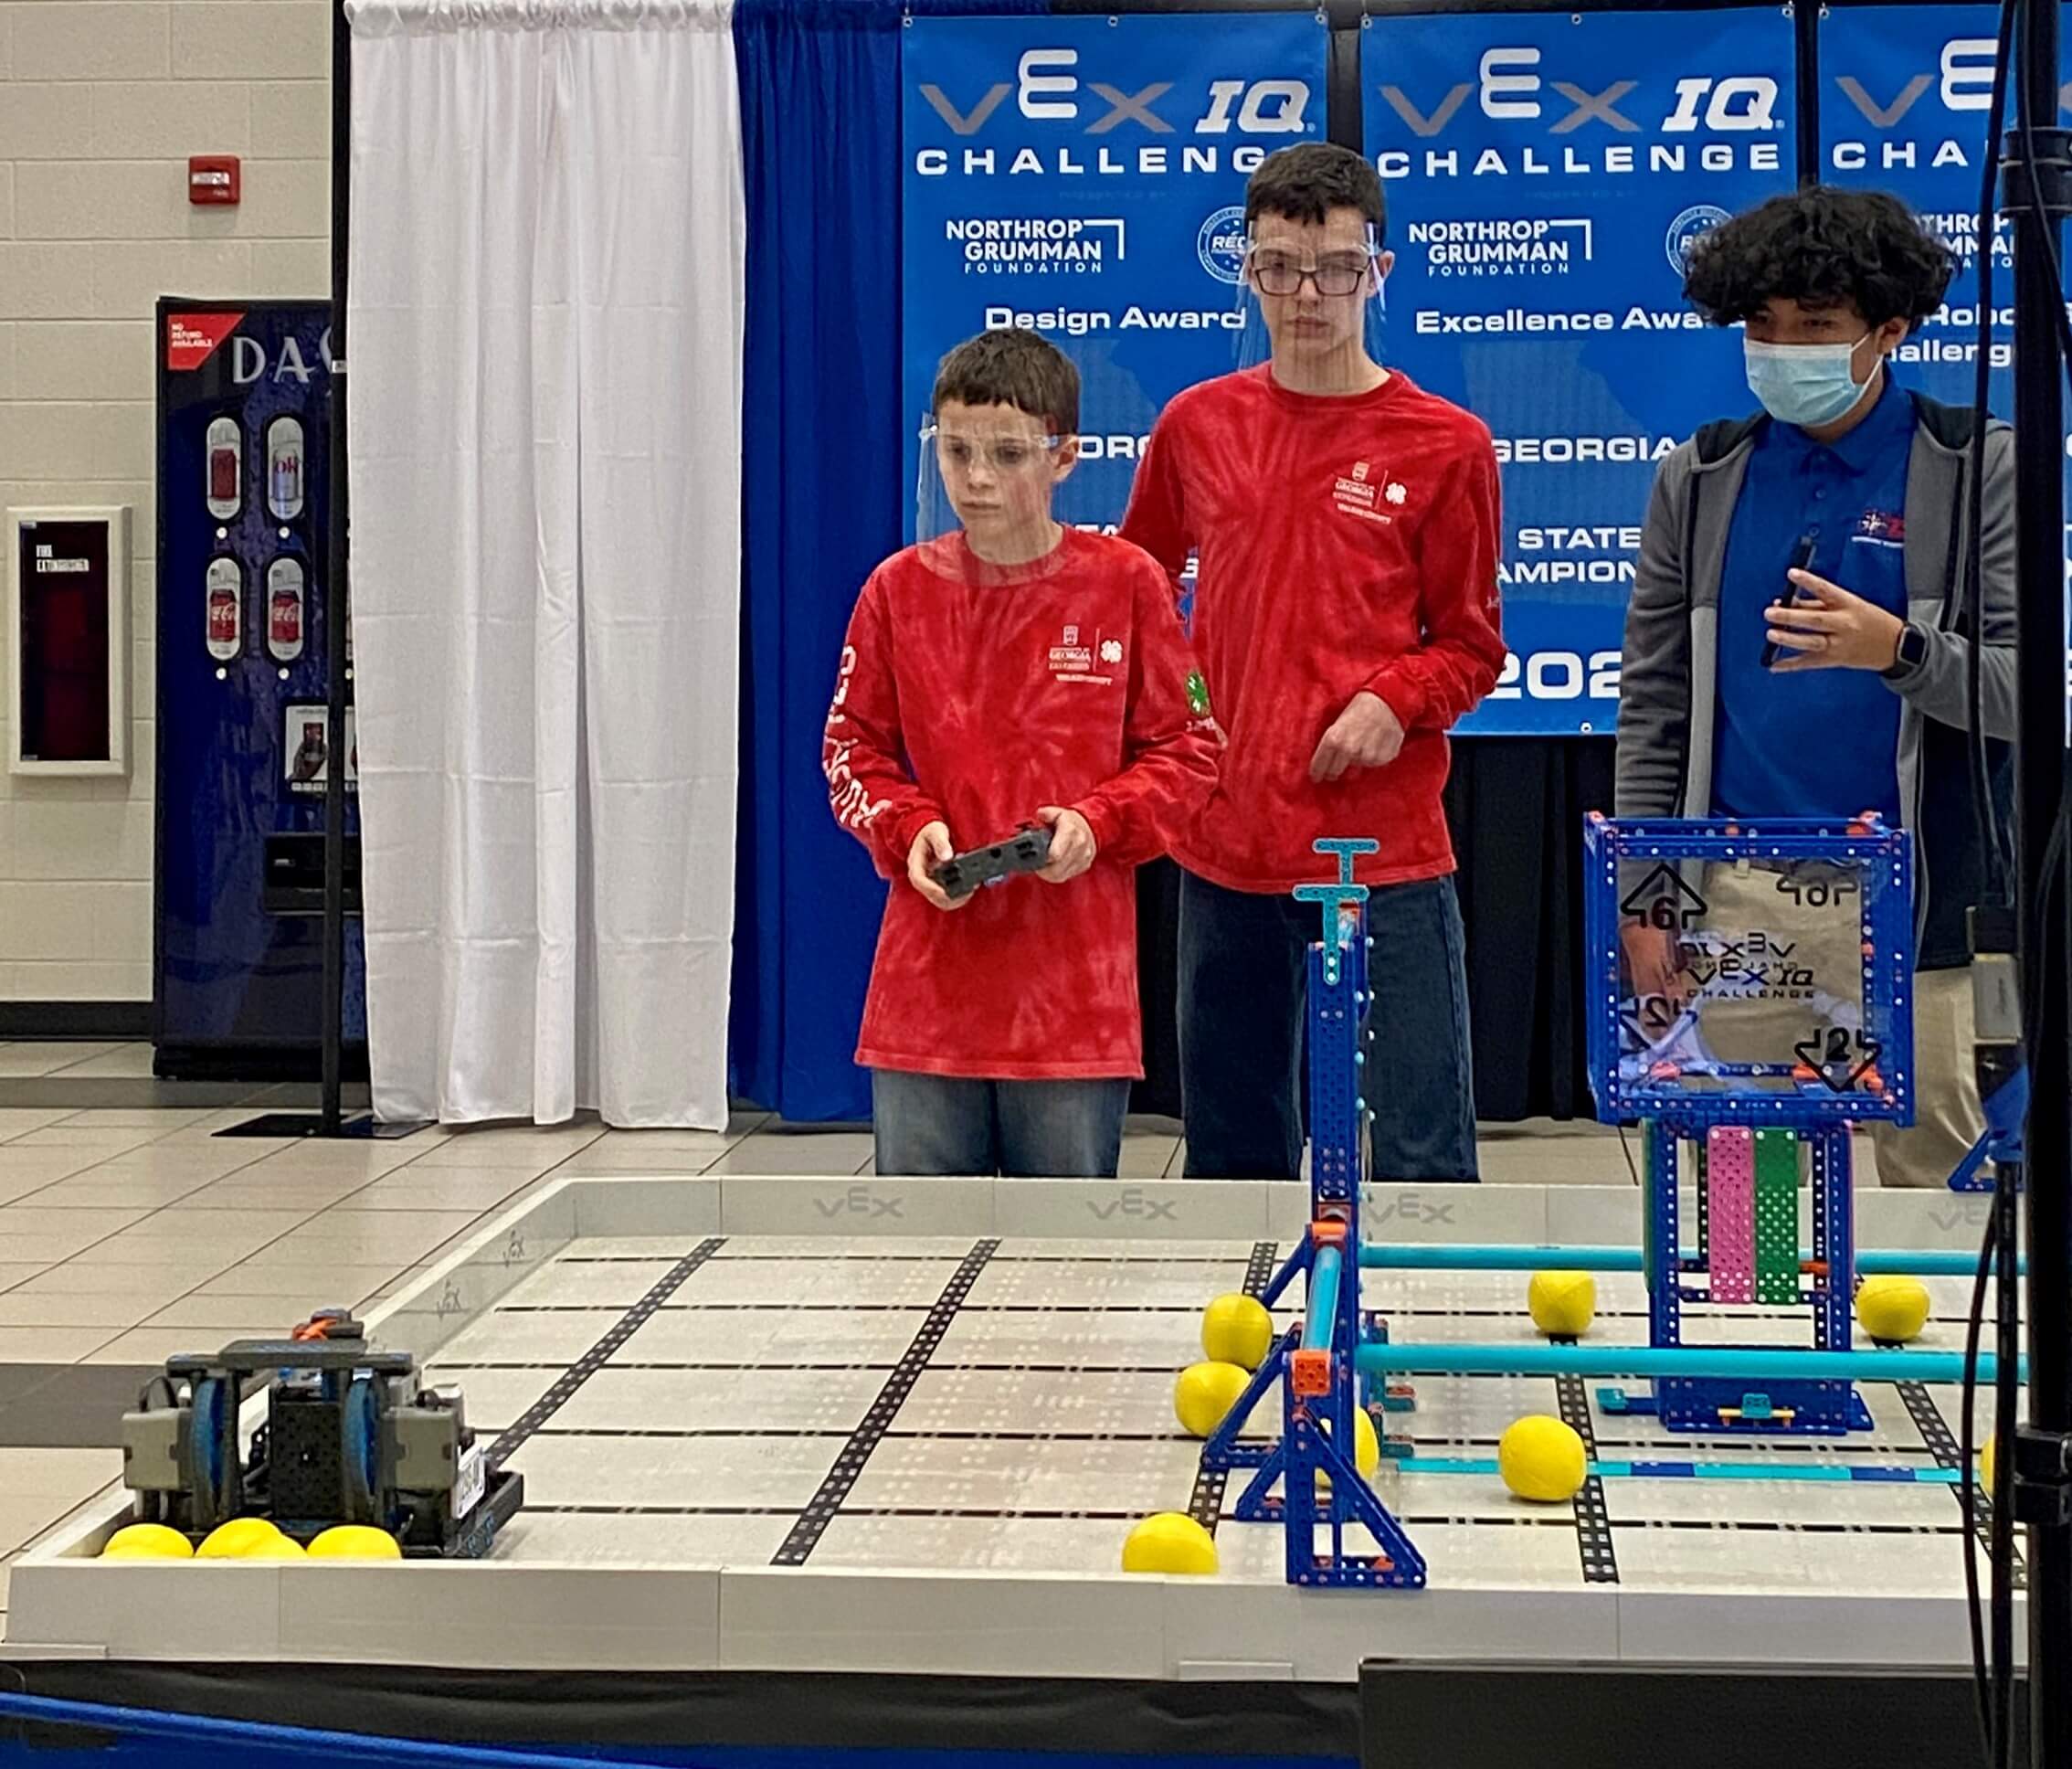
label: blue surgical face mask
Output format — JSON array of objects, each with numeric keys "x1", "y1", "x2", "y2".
[{"x1": 1743, "y1": 334, "x2": 1876, "y2": 429}]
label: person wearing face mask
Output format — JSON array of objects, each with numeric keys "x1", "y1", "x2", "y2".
[{"x1": 1616, "y1": 185, "x2": 2014, "y2": 1189}]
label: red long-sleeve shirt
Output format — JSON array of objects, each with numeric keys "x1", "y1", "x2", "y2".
[
  {"x1": 825, "y1": 528, "x2": 1219, "y2": 1079},
  {"x1": 1121, "y1": 367, "x2": 1506, "y2": 893}
]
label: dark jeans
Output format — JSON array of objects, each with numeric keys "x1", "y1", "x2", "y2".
[
  {"x1": 1177, "y1": 870, "x2": 1478, "y2": 1182},
  {"x1": 871, "y1": 1070, "x2": 1133, "y2": 1177}
]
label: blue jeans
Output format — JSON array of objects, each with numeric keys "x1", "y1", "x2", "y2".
[
  {"x1": 871, "y1": 1071, "x2": 1133, "y2": 1177},
  {"x1": 1177, "y1": 871, "x2": 1478, "y2": 1182}
]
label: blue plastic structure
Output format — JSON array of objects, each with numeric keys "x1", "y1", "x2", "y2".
[
  {"x1": 1582, "y1": 815, "x2": 1913, "y2": 1435},
  {"x1": 1200, "y1": 822, "x2": 1970, "y2": 1593},
  {"x1": 1581, "y1": 814, "x2": 1915, "y2": 1128},
  {"x1": 1197, "y1": 839, "x2": 1427, "y2": 1589}
]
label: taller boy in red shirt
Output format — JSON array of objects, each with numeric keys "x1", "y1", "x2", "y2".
[
  {"x1": 826, "y1": 330, "x2": 1219, "y2": 1177},
  {"x1": 1122, "y1": 143, "x2": 1505, "y2": 1181}
]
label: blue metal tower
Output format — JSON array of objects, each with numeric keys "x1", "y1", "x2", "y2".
[{"x1": 1582, "y1": 815, "x2": 1915, "y2": 1435}]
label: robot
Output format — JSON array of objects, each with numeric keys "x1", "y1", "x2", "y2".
[{"x1": 119, "y1": 1310, "x2": 523, "y2": 1556}]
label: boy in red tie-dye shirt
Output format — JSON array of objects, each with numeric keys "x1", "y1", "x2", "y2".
[
  {"x1": 1123, "y1": 143, "x2": 1505, "y2": 1181},
  {"x1": 825, "y1": 330, "x2": 1219, "y2": 1177}
]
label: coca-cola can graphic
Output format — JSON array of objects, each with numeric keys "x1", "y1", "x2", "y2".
[
  {"x1": 206, "y1": 416, "x2": 242, "y2": 522},
  {"x1": 266, "y1": 556, "x2": 306, "y2": 662},
  {"x1": 266, "y1": 416, "x2": 305, "y2": 522},
  {"x1": 205, "y1": 556, "x2": 242, "y2": 661}
]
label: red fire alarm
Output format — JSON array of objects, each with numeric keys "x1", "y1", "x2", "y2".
[{"x1": 188, "y1": 156, "x2": 240, "y2": 206}]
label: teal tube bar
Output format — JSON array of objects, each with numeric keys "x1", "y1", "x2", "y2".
[
  {"x1": 1391, "y1": 1456, "x2": 1964, "y2": 1487},
  {"x1": 1358, "y1": 1244, "x2": 2016, "y2": 1279},
  {"x1": 1353, "y1": 1340, "x2": 2024, "y2": 1383},
  {"x1": 1303, "y1": 1245, "x2": 1343, "y2": 1351}
]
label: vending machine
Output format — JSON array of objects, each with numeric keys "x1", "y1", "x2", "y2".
[{"x1": 153, "y1": 299, "x2": 365, "y2": 1075}]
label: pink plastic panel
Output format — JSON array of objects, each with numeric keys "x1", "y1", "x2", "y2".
[{"x1": 1707, "y1": 1126, "x2": 1756, "y2": 1306}]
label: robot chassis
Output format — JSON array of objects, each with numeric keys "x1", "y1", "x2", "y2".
[
  {"x1": 1200, "y1": 821, "x2": 2025, "y2": 1590},
  {"x1": 119, "y1": 1310, "x2": 523, "y2": 1557}
]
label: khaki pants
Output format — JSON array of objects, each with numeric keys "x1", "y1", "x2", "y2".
[
  {"x1": 1871, "y1": 968, "x2": 1985, "y2": 1190},
  {"x1": 1686, "y1": 863, "x2": 1982, "y2": 1190}
]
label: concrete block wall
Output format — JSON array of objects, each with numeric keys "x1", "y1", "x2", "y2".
[{"x1": 0, "y1": 1, "x2": 330, "y2": 1003}]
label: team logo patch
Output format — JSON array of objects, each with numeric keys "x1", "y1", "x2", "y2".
[
  {"x1": 1049, "y1": 622, "x2": 1115, "y2": 685},
  {"x1": 1333, "y1": 462, "x2": 1407, "y2": 524},
  {"x1": 1853, "y1": 509, "x2": 1906, "y2": 548}
]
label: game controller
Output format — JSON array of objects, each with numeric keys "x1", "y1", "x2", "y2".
[{"x1": 932, "y1": 826, "x2": 1053, "y2": 900}]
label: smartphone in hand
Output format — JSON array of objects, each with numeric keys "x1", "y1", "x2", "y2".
[{"x1": 1760, "y1": 534, "x2": 1822, "y2": 669}]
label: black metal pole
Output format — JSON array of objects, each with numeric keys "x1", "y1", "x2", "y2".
[
  {"x1": 2009, "y1": 0, "x2": 2072, "y2": 1757},
  {"x1": 1323, "y1": 0, "x2": 1362, "y2": 154},
  {"x1": 1791, "y1": 0, "x2": 1820, "y2": 188},
  {"x1": 1996, "y1": 1158, "x2": 2022, "y2": 1754},
  {"x1": 321, "y1": 0, "x2": 351, "y2": 1135}
]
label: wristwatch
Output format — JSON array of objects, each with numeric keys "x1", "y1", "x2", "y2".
[{"x1": 1884, "y1": 620, "x2": 1929, "y2": 678}]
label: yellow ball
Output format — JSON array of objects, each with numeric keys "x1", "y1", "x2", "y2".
[
  {"x1": 1528, "y1": 1271, "x2": 1597, "y2": 1339},
  {"x1": 1121, "y1": 1512, "x2": 1219, "y2": 1576},
  {"x1": 196, "y1": 1517, "x2": 284, "y2": 1560},
  {"x1": 1352, "y1": 1404, "x2": 1380, "y2": 1478},
  {"x1": 308, "y1": 1526, "x2": 403, "y2": 1561},
  {"x1": 1855, "y1": 1275, "x2": 1931, "y2": 1343},
  {"x1": 101, "y1": 1522, "x2": 193, "y2": 1561},
  {"x1": 1201, "y1": 1294, "x2": 1274, "y2": 1371},
  {"x1": 1174, "y1": 1361, "x2": 1252, "y2": 1438},
  {"x1": 236, "y1": 1534, "x2": 308, "y2": 1561},
  {"x1": 1316, "y1": 1405, "x2": 1382, "y2": 1492},
  {"x1": 1498, "y1": 1414, "x2": 1589, "y2": 1503},
  {"x1": 1982, "y1": 1434, "x2": 1998, "y2": 1496}
]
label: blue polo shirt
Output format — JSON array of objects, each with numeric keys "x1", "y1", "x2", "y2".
[{"x1": 1712, "y1": 371, "x2": 1913, "y2": 822}]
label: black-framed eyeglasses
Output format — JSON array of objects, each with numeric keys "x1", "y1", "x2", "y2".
[{"x1": 1248, "y1": 249, "x2": 1371, "y2": 299}]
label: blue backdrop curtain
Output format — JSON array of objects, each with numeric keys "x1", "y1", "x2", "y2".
[
  {"x1": 727, "y1": 0, "x2": 1598, "y2": 1128},
  {"x1": 729, "y1": 0, "x2": 1041, "y2": 1125}
]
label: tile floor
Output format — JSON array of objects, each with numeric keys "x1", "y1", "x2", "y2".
[{"x1": 0, "y1": 1039, "x2": 1633, "y2": 1634}]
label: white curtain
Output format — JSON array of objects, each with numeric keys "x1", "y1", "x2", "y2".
[{"x1": 347, "y1": 0, "x2": 745, "y2": 1128}]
